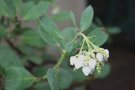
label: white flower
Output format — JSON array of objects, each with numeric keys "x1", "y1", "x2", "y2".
[
  {"x1": 88, "y1": 59, "x2": 96, "y2": 68},
  {"x1": 103, "y1": 49, "x2": 109, "y2": 62},
  {"x1": 82, "y1": 66, "x2": 94, "y2": 76},
  {"x1": 82, "y1": 66, "x2": 91, "y2": 76},
  {"x1": 96, "y1": 53, "x2": 103, "y2": 62},
  {"x1": 70, "y1": 56, "x2": 77, "y2": 65},
  {"x1": 70, "y1": 55, "x2": 84, "y2": 69},
  {"x1": 82, "y1": 58, "x2": 96, "y2": 76},
  {"x1": 105, "y1": 49, "x2": 109, "y2": 57}
]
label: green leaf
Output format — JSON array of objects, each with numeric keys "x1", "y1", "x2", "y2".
[
  {"x1": 47, "y1": 68, "x2": 60, "y2": 90},
  {"x1": 34, "y1": 82, "x2": 51, "y2": 90},
  {"x1": 17, "y1": 44, "x2": 35, "y2": 55},
  {"x1": 21, "y1": 1, "x2": 35, "y2": 17},
  {"x1": 62, "y1": 27, "x2": 77, "y2": 42},
  {"x1": 23, "y1": 1, "x2": 50, "y2": 20},
  {"x1": 12, "y1": 0, "x2": 22, "y2": 12},
  {"x1": 33, "y1": 67, "x2": 47, "y2": 77},
  {"x1": 62, "y1": 27, "x2": 77, "y2": 52},
  {"x1": 0, "y1": 66, "x2": 4, "y2": 76},
  {"x1": 0, "y1": 25, "x2": 7, "y2": 38},
  {"x1": 52, "y1": 11, "x2": 71, "y2": 22},
  {"x1": 4, "y1": 0, "x2": 16, "y2": 18},
  {"x1": 5, "y1": 67, "x2": 35, "y2": 90},
  {"x1": 39, "y1": 15, "x2": 63, "y2": 46},
  {"x1": 88, "y1": 28, "x2": 108, "y2": 46},
  {"x1": 70, "y1": 11, "x2": 77, "y2": 27},
  {"x1": 65, "y1": 42, "x2": 73, "y2": 53},
  {"x1": 58, "y1": 68, "x2": 73, "y2": 89},
  {"x1": 72, "y1": 69, "x2": 86, "y2": 82},
  {"x1": 0, "y1": 0, "x2": 8, "y2": 16},
  {"x1": 21, "y1": 30, "x2": 45, "y2": 47},
  {"x1": 28, "y1": 55, "x2": 43, "y2": 65},
  {"x1": 95, "y1": 64, "x2": 111, "y2": 79},
  {"x1": 0, "y1": 44, "x2": 23, "y2": 69},
  {"x1": 80, "y1": 5, "x2": 94, "y2": 31}
]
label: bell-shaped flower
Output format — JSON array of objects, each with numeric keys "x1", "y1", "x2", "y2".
[
  {"x1": 82, "y1": 66, "x2": 92, "y2": 76},
  {"x1": 103, "y1": 49, "x2": 109, "y2": 62},
  {"x1": 96, "y1": 53, "x2": 103, "y2": 62},
  {"x1": 70, "y1": 55, "x2": 84, "y2": 69},
  {"x1": 88, "y1": 59, "x2": 97, "y2": 68}
]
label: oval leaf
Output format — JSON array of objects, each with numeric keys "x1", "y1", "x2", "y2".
[
  {"x1": 80, "y1": 5, "x2": 94, "y2": 31},
  {"x1": 21, "y1": 30, "x2": 45, "y2": 47},
  {"x1": 4, "y1": 0, "x2": 16, "y2": 18},
  {"x1": 70, "y1": 11, "x2": 77, "y2": 27},
  {"x1": 47, "y1": 68, "x2": 60, "y2": 90},
  {"x1": 39, "y1": 15, "x2": 63, "y2": 46},
  {"x1": 95, "y1": 64, "x2": 111, "y2": 79},
  {"x1": 88, "y1": 28, "x2": 108, "y2": 46},
  {"x1": 5, "y1": 67, "x2": 35, "y2": 90},
  {"x1": 62, "y1": 27, "x2": 77, "y2": 42},
  {"x1": 24, "y1": 1, "x2": 50, "y2": 20},
  {"x1": 58, "y1": 68, "x2": 73, "y2": 89},
  {"x1": 0, "y1": 44, "x2": 23, "y2": 69}
]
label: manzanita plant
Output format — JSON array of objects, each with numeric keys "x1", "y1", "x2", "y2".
[{"x1": 0, "y1": 0, "x2": 110, "y2": 90}]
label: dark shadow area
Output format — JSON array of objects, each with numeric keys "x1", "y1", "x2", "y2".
[{"x1": 87, "y1": 0, "x2": 135, "y2": 90}]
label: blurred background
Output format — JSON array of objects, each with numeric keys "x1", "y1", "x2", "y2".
[{"x1": 56, "y1": 0, "x2": 135, "y2": 90}]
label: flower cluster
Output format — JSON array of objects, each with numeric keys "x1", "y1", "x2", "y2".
[{"x1": 70, "y1": 48, "x2": 109, "y2": 76}]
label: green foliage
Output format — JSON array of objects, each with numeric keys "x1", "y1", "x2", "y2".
[
  {"x1": 33, "y1": 66, "x2": 47, "y2": 77},
  {"x1": 58, "y1": 68, "x2": 73, "y2": 89},
  {"x1": 21, "y1": 1, "x2": 35, "y2": 17},
  {"x1": 95, "y1": 64, "x2": 111, "y2": 79},
  {"x1": 70, "y1": 11, "x2": 77, "y2": 27},
  {"x1": 72, "y1": 69, "x2": 86, "y2": 82},
  {"x1": 4, "y1": 0, "x2": 16, "y2": 18},
  {"x1": 0, "y1": 44, "x2": 23, "y2": 69},
  {"x1": 23, "y1": 1, "x2": 50, "y2": 20},
  {"x1": 21, "y1": 30, "x2": 45, "y2": 47},
  {"x1": 5, "y1": 67, "x2": 35, "y2": 90},
  {"x1": 39, "y1": 15, "x2": 63, "y2": 46},
  {"x1": 88, "y1": 28, "x2": 108, "y2": 46},
  {"x1": 62, "y1": 27, "x2": 77, "y2": 42},
  {"x1": 34, "y1": 82, "x2": 51, "y2": 90},
  {"x1": 12, "y1": 0, "x2": 22, "y2": 11},
  {"x1": 64, "y1": 42, "x2": 74, "y2": 53},
  {"x1": 62, "y1": 27, "x2": 77, "y2": 52},
  {"x1": 47, "y1": 68, "x2": 60, "y2": 90},
  {"x1": 80, "y1": 5, "x2": 94, "y2": 31},
  {"x1": 0, "y1": 1, "x2": 110, "y2": 90},
  {"x1": 0, "y1": 0, "x2": 7, "y2": 16},
  {"x1": 27, "y1": 55, "x2": 44, "y2": 65},
  {"x1": 0, "y1": 25, "x2": 7, "y2": 38}
]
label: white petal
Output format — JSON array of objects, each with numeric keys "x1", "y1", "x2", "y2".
[
  {"x1": 105, "y1": 49, "x2": 109, "y2": 56},
  {"x1": 82, "y1": 66, "x2": 92, "y2": 76},
  {"x1": 96, "y1": 53, "x2": 103, "y2": 62},
  {"x1": 103, "y1": 49, "x2": 109, "y2": 62},
  {"x1": 88, "y1": 59, "x2": 96, "y2": 68},
  {"x1": 74, "y1": 59, "x2": 83, "y2": 69},
  {"x1": 105, "y1": 49, "x2": 109, "y2": 57},
  {"x1": 78, "y1": 55, "x2": 85, "y2": 61},
  {"x1": 70, "y1": 56, "x2": 77, "y2": 65}
]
